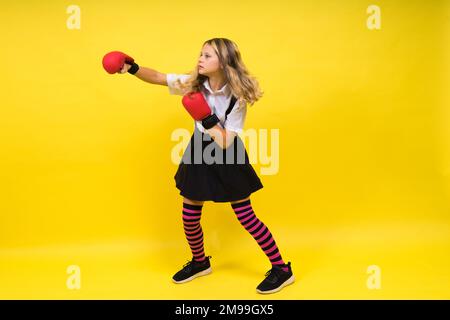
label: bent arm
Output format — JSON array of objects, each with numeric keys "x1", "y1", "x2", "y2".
[{"x1": 206, "y1": 125, "x2": 237, "y2": 149}]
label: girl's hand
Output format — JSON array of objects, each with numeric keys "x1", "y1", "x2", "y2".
[{"x1": 118, "y1": 63, "x2": 132, "y2": 74}]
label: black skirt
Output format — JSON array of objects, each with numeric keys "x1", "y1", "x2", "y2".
[{"x1": 174, "y1": 127, "x2": 263, "y2": 202}]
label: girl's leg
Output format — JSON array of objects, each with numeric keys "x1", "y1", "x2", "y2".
[
  {"x1": 230, "y1": 197, "x2": 289, "y2": 272},
  {"x1": 182, "y1": 197, "x2": 206, "y2": 262}
]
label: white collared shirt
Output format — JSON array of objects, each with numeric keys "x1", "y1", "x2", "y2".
[{"x1": 166, "y1": 73, "x2": 247, "y2": 134}]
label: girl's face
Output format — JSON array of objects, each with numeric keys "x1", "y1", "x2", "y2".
[{"x1": 197, "y1": 44, "x2": 222, "y2": 77}]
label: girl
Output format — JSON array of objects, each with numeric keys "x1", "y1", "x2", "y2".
[{"x1": 118, "y1": 38, "x2": 295, "y2": 294}]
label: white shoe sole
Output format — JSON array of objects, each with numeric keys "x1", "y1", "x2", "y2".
[
  {"x1": 172, "y1": 267, "x2": 212, "y2": 284},
  {"x1": 256, "y1": 274, "x2": 295, "y2": 294}
]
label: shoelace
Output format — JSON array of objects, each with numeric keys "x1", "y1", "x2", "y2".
[
  {"x1": 264, "y1": 265, "x2": 287, "y2": 281},
  {"x1": 265, "y1": 268, "x2": 277, "y2": 278},
  {"x1": 182, "y1": 261, "x2": 193, "y2": 270},
  {"x1": 182, "y1": 256, "x2": 212, "y2": 272}
]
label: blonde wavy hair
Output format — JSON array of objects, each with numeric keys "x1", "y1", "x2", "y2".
[{"x1": 174, "y1": 38, "x2": 264, "y2": 108}]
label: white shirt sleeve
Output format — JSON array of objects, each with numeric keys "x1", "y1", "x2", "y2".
[
  {"x1": 166, "y1": 73, "x2": 192, "y2": 95},
  {"x1": 224, "y1": 100, "x2": 247, "y2": 134}
]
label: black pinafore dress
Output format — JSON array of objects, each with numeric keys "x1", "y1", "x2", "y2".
[{"x1": 174, "y1": 96, "x2": 263, "y2": 202}]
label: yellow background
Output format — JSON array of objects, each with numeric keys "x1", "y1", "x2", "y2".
[{"x1": 0, "y1": 0, "x2": 449, "y2": 299}]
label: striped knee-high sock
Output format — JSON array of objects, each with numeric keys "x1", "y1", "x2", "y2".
[
  {"x1": 182, "y1": 202, "x2": 206, "y2": 262},
  {"x1": 231, "y1": 199, "x2": 289, "y2": 272}
]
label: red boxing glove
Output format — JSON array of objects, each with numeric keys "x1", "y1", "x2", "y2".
[
  {"x1": 182, "y1": 92, "x2": 220, "y2": 129},
  {"x1": 102, "y1": 51, "x2": 134, "y2": 74}
]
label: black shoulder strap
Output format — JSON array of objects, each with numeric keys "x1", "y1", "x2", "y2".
[{"x1": 225, "y1": 96, "x2": 238, "y2": 121}]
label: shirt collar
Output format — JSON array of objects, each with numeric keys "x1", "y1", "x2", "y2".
[{"x1": 202, "y1": 78, "x2": 230, "y2": 96}]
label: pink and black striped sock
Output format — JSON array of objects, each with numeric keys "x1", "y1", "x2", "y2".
[
  {"x1": 231, "y1": 199, "x2": 289, "y2": 272},
  {"x1": 182, "y1": 202, "x2": 206, "y2": 262}
]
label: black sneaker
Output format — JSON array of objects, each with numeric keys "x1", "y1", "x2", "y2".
[
  {"x1": 256, "y1": 262, "x2": 295, "y2": 294},
  {"x1": 172, "y1": 256, "x2": 212, "y2": 284}
]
